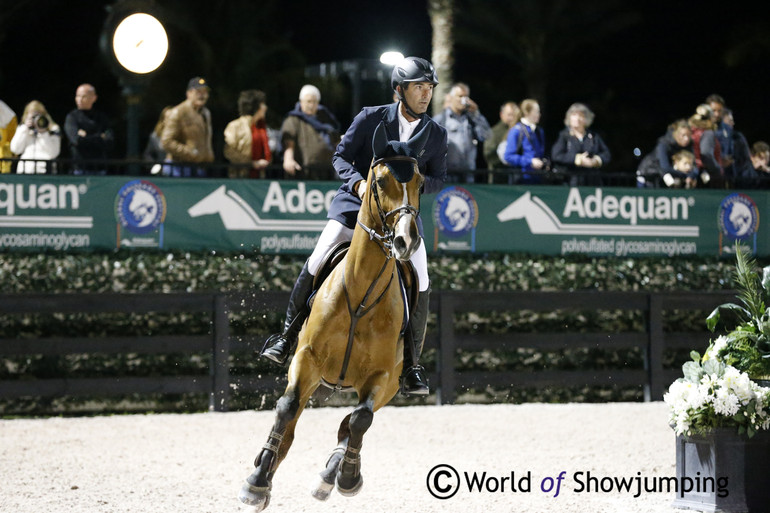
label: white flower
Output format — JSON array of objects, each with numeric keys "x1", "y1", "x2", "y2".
[{"x1": 704, "y1": 335, "x2": 728, "y2": 361}]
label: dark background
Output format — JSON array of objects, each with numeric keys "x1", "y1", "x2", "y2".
[{"x1": 1, "y1": 0, "x2": 769, "y2": 173}]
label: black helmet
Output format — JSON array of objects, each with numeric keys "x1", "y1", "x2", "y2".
[{"x1": 390, "y1": 57, "x2": 439, "y2": 92}]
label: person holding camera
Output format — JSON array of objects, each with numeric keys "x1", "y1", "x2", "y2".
[
  {"x1": 433, "y1": 82, "x2": 491, "y2": 182},
  {"x1": 10, "y1": 100, "x2": 61, "y2": 174}
]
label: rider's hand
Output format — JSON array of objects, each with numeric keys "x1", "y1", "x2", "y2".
[{"x1": 356, "y1": 180, "x2": 367, "y2": 199}]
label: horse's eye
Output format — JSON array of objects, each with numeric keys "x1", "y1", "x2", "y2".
[{"x1": 376, "y1": 176, "x2": 388, "y2": 189}]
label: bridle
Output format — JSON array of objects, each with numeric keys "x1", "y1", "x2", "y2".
[{"x1": 356, "y1": 155, "x2": 421, "y2": 259}]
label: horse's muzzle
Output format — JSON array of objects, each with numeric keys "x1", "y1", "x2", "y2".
[{"x1": 393, "y1": 213, "x2": 420, "y2": 261}]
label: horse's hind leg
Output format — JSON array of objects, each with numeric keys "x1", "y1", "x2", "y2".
[
  {"x1": 239, "y1": 350, "x2": 320, "y2": 510},
  {"x1": 335, "y1": 395, "x2": 375, "y2": 496}
]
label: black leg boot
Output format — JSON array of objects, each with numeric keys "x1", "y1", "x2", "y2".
[
  {"x1": 261, "y1": 262, "x2": 315, "y2": 365},
  {"x1": 400, "y1": 286, "x2": 431, "y2": 396}
]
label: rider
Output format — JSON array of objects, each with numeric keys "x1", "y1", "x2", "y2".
[{"x1": 260, "y1": 56, "x2": 448, "y2": 395}]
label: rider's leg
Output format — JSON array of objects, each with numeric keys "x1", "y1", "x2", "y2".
[
  {"x1": 261, "y1": 220, "x2": 354, "y2": 365},
  {"x1": 401, "y1": 240, "x2": 430, "y2": 395}
]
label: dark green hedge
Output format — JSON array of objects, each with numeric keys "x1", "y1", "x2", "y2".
[{"x1": 0, "y1": 250, "x2": 750, "y2": 415}]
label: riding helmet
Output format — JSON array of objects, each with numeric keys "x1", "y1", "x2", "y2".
[{"x1": 390, "y1": 57, "x2": 439, "y2": 92}]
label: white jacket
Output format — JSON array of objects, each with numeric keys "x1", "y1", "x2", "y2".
[{"x1": 10, "y1": 124, "x2": 61, "y2": 174}]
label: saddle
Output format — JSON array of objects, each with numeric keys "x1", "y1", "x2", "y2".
[{"x1": 308, "y1": 241, "x2": 419, "y2": 334}]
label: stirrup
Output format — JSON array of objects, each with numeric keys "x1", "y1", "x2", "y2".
[{"x1": 400, "y1": 365, "x2": 429, "y2": 396}]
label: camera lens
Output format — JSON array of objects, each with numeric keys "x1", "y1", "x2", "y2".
[{"x1": 35, "y1": 115, "x2": 49, "y2": 129}]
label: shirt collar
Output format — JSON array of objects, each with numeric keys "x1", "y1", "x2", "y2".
[{"x1": 397, "y1": 103, "x2": 421, "y2": 142}]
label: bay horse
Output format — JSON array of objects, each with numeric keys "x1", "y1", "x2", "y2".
[{"x1": 239, "y1": 121, "x2": 431, "y2": 511}]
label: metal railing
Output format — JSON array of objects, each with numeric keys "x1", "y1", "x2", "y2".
[{"x1": 4, "y1": 157, "x2": 769, "y2": 189}]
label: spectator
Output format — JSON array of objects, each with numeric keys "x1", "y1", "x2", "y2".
[
  {"x1": 551, "y1": 102, "x2": 611, "y2": 186},
  {"x1": 280, "y1": 84, "x2": 340, "y2": 180},
  {"x1": 143, "y1": 106, "x2": 172, "y2": 175},
  {"x1": 707, "y1": 93, "x2": 733, "y2": 170},
  {"x1": 224, "y1": 89, "x2": 272, "y2": 179},
  {"x1": 503, "y1": 98, "x2": 547, "y2": 184},
  {"x1": 9, "y1": 100, "x2": 60, "y2": 174},
  {"x1": 671, "y1": 150, "x2": 698, "y2": 189},
  {"x1": 637, "y1": 119, "x2": 696, "y2": 188},
  {"x1": 483, "y1": 101, "x2": 520, "y2": 175},
  {"x1": 160, "y1": 77, "x2": 215, "y2": 177},
  {"x1": 433, "y1": 82, "x2": 491, "y2": 182},
  {"x1": 63, "y1": 84, "x2": 114, "y2": 175},
  {"x1": 688, "y1": 104, "x2": 723, "y2": 188},
  {"x1": 732, "y1": 138, "x2": 770, "y2": 188},
  {"x1": 0, "y1": 99, "x2": 18, "y2": 174}
]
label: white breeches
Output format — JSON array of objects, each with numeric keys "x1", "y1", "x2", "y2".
[{"x1": 307, "y1": 219, "x2": 430, "y2": 292}]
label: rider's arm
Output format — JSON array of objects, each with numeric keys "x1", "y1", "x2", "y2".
[
  {"x1": 332, "y1": 109, "x2": 370, "y2": 195},
  {"x1": 421, "y1": 127, "x2": 448, "y2": 194}
]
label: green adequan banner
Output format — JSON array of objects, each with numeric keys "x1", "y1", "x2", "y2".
[{"x1": 0, "y1": 175, "x2": 765, "y2": 257}]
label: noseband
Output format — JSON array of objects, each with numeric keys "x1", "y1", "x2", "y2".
[{"x1": 357, "y1": 155, "x2": 420, "y2": 258}]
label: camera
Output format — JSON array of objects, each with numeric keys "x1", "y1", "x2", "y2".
[{"x1": 33, "y1": 114, "x2": 49, "y2": 130}]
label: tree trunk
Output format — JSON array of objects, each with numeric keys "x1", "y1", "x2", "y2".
[{"x1": 428, "y1": 0, "x2": 454, "y2": 116}]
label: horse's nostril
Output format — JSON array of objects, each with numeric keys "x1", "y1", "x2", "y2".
[{"x1": 394, "y1": 236, "x2": 407, "y2": 254}]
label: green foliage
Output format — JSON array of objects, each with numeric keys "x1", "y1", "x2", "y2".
[{"x1": 705, "y1": 245, "x2": 770, "y2": 377}]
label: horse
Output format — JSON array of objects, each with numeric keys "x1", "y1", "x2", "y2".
[{"x1": 238, "y1": 121, "x2": 430, "y2": 511}]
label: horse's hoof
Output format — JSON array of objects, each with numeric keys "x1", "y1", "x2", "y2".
[
  {"x1": 310, "y1": 475, "x2": 335, "y2": 501},
  {"x1": 336, "y1": 474, "x2": 363, "y2": 497},
  {"x1": 238, "y1": 482, "x2": 271, "y2": 511}
]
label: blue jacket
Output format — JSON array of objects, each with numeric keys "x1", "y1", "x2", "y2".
[
  {"x1": 503, "y1": 121, "x2": 546, "y2": 183},
  {"x1": 330, "y1": 102, "x2": 448, "y2": 228}
]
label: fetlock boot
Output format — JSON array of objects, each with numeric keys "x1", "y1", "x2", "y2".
[
  {"x1": 400, "y1": 286, "x2": 431, "y2": 395},
  {"x1": 261, "y1": 262, "x2": 315, "y2": 365}
]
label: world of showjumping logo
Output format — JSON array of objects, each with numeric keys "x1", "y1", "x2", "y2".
[
  {"x1": 115, "y1": 180, "x2": 167, "y2": 235},
  {"x1": 433, "y1": 186, "x2": 479, "y2": 237},
  {"x1": 717, "y1": 193, "x2": 759, "y2": 240}
]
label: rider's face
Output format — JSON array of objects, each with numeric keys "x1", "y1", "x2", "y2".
[{"x1": 401, "y1": 82, "x2": 434, "y2": 119}]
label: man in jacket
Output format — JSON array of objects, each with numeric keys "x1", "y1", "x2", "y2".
[
  {"x1": 433, "y1": 82, "x2": 491, "y2": 182},
  {"x1": 64, "y1": 84, "x2": 114, "y2": 175},
  {"x1": 161, "y1": 77, "x2": 214, "y2": 177}
]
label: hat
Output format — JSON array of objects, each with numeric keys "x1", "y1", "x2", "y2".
[{"x1": 187, "y1": 77, "x2": 209, "y2": 90}]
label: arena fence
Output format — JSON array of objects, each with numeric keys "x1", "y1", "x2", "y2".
[{"x1": 0, "y1": 290, "x2": 733, "y2": 410}]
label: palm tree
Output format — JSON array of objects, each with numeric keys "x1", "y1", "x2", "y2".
[{"x1": 428, "y1": 0, "x2": 455, "y2": 116}]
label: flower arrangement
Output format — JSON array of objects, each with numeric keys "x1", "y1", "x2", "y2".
[{"x1": 665, "y1": 245, "x2": 770, "y2": 438}]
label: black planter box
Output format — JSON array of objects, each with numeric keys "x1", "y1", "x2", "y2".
[{"x1": 673, "y1": 428, "x2": 770, "y2": 512}]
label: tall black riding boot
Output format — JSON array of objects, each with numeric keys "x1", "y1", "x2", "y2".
[
  {"x1": 400, "y1": 286, "x2": 431, "y2": 396},
  {"x1": 260, "y1": 262, "x2": 315, "y2": 365}
]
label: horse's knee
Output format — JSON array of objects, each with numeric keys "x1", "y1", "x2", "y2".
[
  {"x1": 276, "y1": 391, "x2": 300, "y2": 425},
  {"x1": 349, "y1": 405, "x2": 373, "y2": 438}
]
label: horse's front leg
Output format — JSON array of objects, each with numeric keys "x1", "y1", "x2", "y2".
[
  {"x1": 311, "y1": 414, "x2": 351, "y2": 501},
  {"x1": 239, "y1": 348, "x2": 320, "y2": 511}
]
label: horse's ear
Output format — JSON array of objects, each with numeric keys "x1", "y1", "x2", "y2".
[
  {"x1": 372, "y1": 122, "x2": 389, "y2": 160},
  {"x1": 407, "y1": 122, "x2": 432, "y2": 157}
]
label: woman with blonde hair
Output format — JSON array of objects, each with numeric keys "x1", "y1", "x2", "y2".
[{"x1": 10, "y1": 100, "x2": 60, "y2": 174}]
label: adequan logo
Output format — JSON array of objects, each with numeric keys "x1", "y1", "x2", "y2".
[
  {"x1": 497, "y1": 189, "x2": 699, "y2": 237},
  {"x1": 187, "y1": 184, "x2": 327, "y2": 231},
  {"x1": 0, "y1": 182, "x2": 92, "y2": 229}
]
